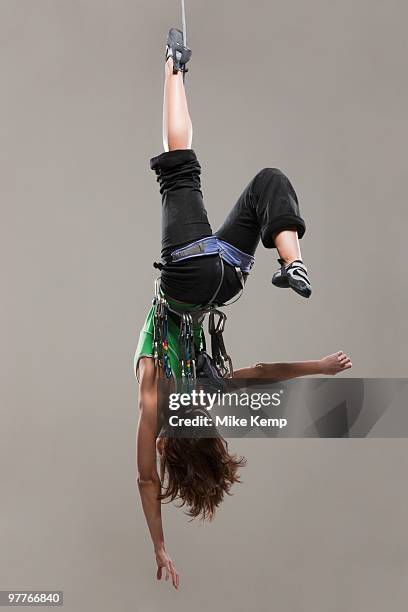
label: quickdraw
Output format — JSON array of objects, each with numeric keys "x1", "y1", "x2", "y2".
[
  {"x1": 208, "y1": 309, "x2": 233, "y2": 378},
  {"x1": 153, "y1": 279, "x2": 172, "y2": 378},
  {"x1": 180, "y1": 312, "x2": 197, "y2": 381}
]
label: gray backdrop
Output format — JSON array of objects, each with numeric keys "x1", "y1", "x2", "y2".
[{"x1": 1, "y1": 1, "x2": 408, "y2": 611}]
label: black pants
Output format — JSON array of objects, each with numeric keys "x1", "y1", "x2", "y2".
[{"x1": 150, "y1": 149, "x2": 306, "y2": 305}]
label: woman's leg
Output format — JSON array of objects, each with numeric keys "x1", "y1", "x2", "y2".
[
  {"x1": 151, "y1": 33, "x2": 212, "y2": 262},
  {"x1": 273, "y1": 228, "x2": 302, "y2": 265},
  {"x1": 215, "y1": 167, "x2": 311, "y2": 297},
  {"x1": 150, "y1": 31, "x2": 222, "y2": 303},
  {"x1": 163, "y1": 57, "x2": 192, "y2": 151},
  {"x1": 215, "y1": 168, "x2": 306, "y2": 256}
]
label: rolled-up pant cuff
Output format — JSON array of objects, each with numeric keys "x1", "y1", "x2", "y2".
[
  {"x1": 261, "y1": 215, "x2": 306, "y2": 249},
  {"x1": 150, "y1": 148, "x2": 199, "y2": 173}
]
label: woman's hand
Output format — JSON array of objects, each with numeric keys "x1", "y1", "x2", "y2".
[
  {"x1": 320, "y1": 351, "x2": 352, "y2": 375},
  {"x1": 155, "y1": 546, "x2": 180, "y2": 590}
]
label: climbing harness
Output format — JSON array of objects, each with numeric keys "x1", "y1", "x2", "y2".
[
  {"x1": 165, "y1": 235, "x2": 255, "y2": 306},
  {"x1": 152, "y1": 275, "x2": 234, "y2": 382},
  {"x1": 152, "y1": 231, "x2": 256, "y2": 380},
  {"x1": 170, "y1": 236, "x2": 255, "y2": 273}
]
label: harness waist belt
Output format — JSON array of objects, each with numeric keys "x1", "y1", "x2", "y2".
[{"x1": 170, "y1": 237, "x2": 255, "y2": 274}]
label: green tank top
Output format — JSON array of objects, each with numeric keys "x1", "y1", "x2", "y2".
[{"x1": 134, "y1": 299, "x2": 205, "y2": 380}]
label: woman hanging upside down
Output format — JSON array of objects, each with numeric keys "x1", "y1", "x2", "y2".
[{"x1": 135, "y1": 28, "x2": 352, "y2": 590}]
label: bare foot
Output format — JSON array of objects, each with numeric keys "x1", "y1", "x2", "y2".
[{"x1": 320, "y1": 351, "x2": 352, "y2": 376}]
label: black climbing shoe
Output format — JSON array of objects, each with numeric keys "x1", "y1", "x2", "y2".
[
  {"x1": 166, "y1": 28, "x2": 192, "y2": 74},
  {"x1": 272, "y1": 259, "x2": 312, "y2": 298}
]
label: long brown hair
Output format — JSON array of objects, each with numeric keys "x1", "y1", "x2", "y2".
[{"x1": 159, "y1": 437, "x2": 246, "y2": 521}]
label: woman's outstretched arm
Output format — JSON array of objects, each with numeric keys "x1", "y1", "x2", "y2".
[
  {"x1": 232, "y1": 351, "x2": 352, "y2": 380},
  {"x1": 136, "y1": 358, "x2": 179, "y2": 590}
]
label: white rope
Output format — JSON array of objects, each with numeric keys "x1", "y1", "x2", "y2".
[{"x1": 181, "y1": 0, "x2": 187, "y2": 46}]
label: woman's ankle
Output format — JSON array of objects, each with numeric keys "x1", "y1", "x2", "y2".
[{"x1": 165, "y1": 56, "x2": 174, "y2": 72}]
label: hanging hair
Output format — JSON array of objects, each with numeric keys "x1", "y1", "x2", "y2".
[{"x1": 159, "y1": 437, "x2": 246, "y2": 521}]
